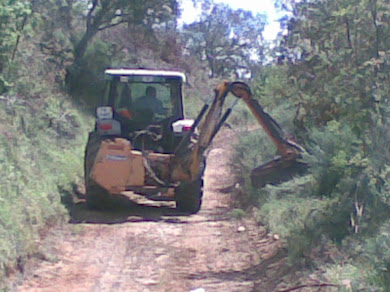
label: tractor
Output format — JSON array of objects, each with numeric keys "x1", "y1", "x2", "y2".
[{"x1": 84, "y1": 68, "x2": 307, "y2": 214}]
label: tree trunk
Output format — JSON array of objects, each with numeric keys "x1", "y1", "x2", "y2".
[{"x1": 73, "y1": 27, "x2": 98, "y2": 65}]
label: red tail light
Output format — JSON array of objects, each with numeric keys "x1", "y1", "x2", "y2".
[
  {"x1": 99, "y1": 123, "x2": 113, "y2": 130},
  {"x1": 183, "y1": 125, "x2": 192, "y2": 131}
]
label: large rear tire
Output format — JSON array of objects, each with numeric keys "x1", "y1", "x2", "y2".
[{"x1": 175, "y1": 179, "x2": 203, "y2": 214}]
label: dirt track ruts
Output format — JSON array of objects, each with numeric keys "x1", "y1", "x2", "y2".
[{"x1": 13, "y1": 129, "x2": 286, "y2": 292}]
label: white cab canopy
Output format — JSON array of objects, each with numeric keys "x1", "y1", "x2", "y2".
[{"x1": 104, "y1": 68, "x2": 186, "y2": 83}]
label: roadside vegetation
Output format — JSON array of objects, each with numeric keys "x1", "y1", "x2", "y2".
[
  {"x1": 0, "y1": 2, "x2": 90, "y2": 285},
  {"x1": 232, "y1": 1, "x2": 390, "y2": 289},
  {"x1": 0, "y1": 0, "x2": 389, "y2": 291}
]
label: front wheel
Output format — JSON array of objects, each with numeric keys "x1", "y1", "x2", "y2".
[{"x1": 175, "y1": 179, "x2": 203, "y2": 214}]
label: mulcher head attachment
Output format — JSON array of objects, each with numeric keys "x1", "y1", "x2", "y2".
[{"x1": 250, "y1": 157, "x2": 309, "y2": 188}]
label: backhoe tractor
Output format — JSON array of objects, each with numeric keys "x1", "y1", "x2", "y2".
[{"x1": 84, "y1": 68, "x2": 307, "y2": 214}]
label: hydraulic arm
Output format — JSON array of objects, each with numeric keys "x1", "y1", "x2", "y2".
[
  {"x1": 171, "y1": 81, "x2": 308, "y2": 187},
  {"x1": 228, "y1": 82, "x2": 308, "y2": 187}
]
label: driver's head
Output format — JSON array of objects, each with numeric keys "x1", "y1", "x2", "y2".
[{"x1": 145, "y1": 86, "x2": 156, "y2": 99}]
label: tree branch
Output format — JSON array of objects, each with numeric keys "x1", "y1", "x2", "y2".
[
  {"x1": 86, "y1": 0, "x2": 99, "y2": 29},
  {"x1": 344, "y1": 16, "x2": 353, "y2": 50},
  {"x1": 369, "y1": 0, "x2": 380, "y2": 57},
  {"x1": 11, "y1": 14, "x2": 28, "y2": 62},
  {"x1": 98, "y1": 19, "x2": 127, "y2": 31}
]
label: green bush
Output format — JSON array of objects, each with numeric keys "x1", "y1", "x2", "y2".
[
  {"x1": 233, "y1": 115, "x2": 390, "y2": 289},
  {"x1": 0, "y1": 91, "x2": 90, "y2": 286}
]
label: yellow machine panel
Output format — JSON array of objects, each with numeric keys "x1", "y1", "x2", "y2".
[{"x1": 91, "y1": 138, "x2": 145, "y2": 194}]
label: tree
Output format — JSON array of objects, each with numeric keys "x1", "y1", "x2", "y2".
[
  {"x1": 54, "y1": 0, "x2": 180, "y2": 96},
  {"x1": 0, "y1": 0, "x2": 31, "y2": 92},
  {"x1": 182, "y1": 2, "x2": 266, "y2": 78},
  {"x1": 275, "y1": 0, "x2": 390, "y2": 129},
  {"x1": 71, "y1": 0, "x2": 179, "y2": 64}
]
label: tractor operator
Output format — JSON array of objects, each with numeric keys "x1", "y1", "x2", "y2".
[{"x1": 134, "y1": 86, "x2": 164, "y2": 116}]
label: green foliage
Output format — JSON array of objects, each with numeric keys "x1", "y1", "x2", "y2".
[
  {"x1": 235, "y1": 118, "x2": 390, "y2": 289},
  {"x1": 0, "y1": 60, "x2": 90, "y2": 287},
  {"x1": 232, "y1": 129, "x2": 275, "y2": 176},
  {"x1": 307, "y1": 121, "x2": 362, "y2": 196},
  {"x1": 181, "y1": 2, "x2": 266, "y2": 78},
  {"x1": 276, "y1": 0, "x2": 390, "y2": 131},
  {"x1": 251, "y1": 65, "x2": 299, "y2": 108},
  {"x1": 31, "y1": 0, "x2": 181, "y2": 102},
  {"x1": 256, "y1": 177, "x2": 318, "y2": 238},
  {"x1": 0, "y1": 0, "x2": 31, "y2": 92},
  {"x1": 229, "y1": 208, "x2": 246, "y2": 219},
  {"x1": 66, "y1": 39, "x2": 112, "y2": 107},
  {"x1": 0, "y1": 92, "x2": 90, "y2": 283},
  {"x1": 232, "y1": 0, "x2": 390, "y2": 288},
  {"x1": 71, "y1": 0, "x2": 180, "y2": 61}
]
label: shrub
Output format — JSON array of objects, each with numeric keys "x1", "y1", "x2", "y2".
[
  {"x1": 232, "y1": 89, "x2": 390, "y2": 288},
  {"x1": 0, "y1": 90, "x2": 90, "y2": 286}
]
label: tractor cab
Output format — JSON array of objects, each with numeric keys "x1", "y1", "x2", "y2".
[
  {"x1": 84, "y1": 71, "x2": 307, "y2": 213},
  {"x1": 96, "y1": 69, "x2": 192, "y2": 153}
]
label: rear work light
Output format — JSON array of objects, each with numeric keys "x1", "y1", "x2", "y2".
[{"x1": 172, "y1": 119, "x2": 195, "y2": 133}]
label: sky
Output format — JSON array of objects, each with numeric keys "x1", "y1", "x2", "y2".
[{"x1": 179, "y1": 0, "x2": 282, "y2": 40}]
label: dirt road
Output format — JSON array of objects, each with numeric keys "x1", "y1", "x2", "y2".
[{"x1": 13, "y1": 130, "x2": 288, "y2": 292}]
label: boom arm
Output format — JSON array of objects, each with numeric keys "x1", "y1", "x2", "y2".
[
  {"x1": 170, "y1": 81, "x2": 232, "y2": 182},
  {"x1": 228, "y1": 82, "x2": 303, "y2": 160},
  {"x1": 170, "y1": 81, "x2": 307, "y2": 187}
]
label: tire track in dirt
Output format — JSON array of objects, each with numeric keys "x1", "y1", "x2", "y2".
[{"x1": 13, "y1": 129, "x2": 285, "y2": 292}]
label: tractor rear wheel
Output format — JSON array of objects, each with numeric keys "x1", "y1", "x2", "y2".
[{"x1": 175, "y1": 179, "x2": 203, "y2": 214}]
